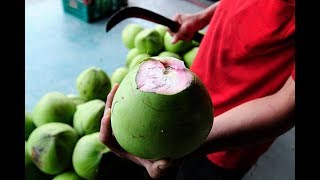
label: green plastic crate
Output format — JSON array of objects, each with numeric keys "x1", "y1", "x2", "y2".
[{"x1": 62, "y1": 0, "x2": 126, "y2": 22}]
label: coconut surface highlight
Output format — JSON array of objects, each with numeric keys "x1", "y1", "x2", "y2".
[{"x1": 136, "y1": 58, "x2": 193, "y2": 95}]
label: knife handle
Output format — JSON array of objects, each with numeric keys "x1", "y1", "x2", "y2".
[{"x1": 193, "y1": 32, "x2": 204, "y2": 43}]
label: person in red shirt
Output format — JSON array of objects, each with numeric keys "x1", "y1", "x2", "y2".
[{"x1": 99, "y1": 0, "x2": 295, "y2": 179}]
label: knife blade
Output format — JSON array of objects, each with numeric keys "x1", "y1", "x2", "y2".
[{"x1": 106, "y1": 6, "x2": 204, "y2": 43}]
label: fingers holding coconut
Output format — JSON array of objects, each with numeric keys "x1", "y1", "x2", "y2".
[
  {"x1": 99, "y1": 107, "x2": 112, "y2": 146},
  {"x1": 148, "y1": 159, "x2": 173, "y2": 179},
  {"x1": 99, "y1": 83, "x2": 126, "y2": 157},
  {"x1": 105, "y1": 83, "x2": 120, "y2": 110},
  {"x1": 100, "y1": 82, "x2": 173, "y2": 178},
  {"x1": 99, "y1": 107, "x2": 121, "y2": 155},
  {"x1": 124, "y1": 154, "x2": 172, "y2": 179}
]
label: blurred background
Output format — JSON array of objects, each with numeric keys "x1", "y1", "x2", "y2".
[{"x1": 25, "y1": 0, "x2": 295, "y2": 179}]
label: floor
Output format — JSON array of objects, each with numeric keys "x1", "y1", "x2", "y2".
[{"x1": 25, "y1": 0, "x2": 295, "y2": 179}]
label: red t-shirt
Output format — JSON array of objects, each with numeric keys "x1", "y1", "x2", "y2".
[{"x1": 190, "y1": 0, "x2": 295, "y2": 169}]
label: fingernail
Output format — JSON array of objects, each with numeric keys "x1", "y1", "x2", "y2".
[{"x1": 158, "y1": 165, "x2": 165, "y2": 170}]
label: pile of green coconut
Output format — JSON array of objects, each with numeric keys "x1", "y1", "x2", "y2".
[
  {"x1": 110, "y1": 23, "x2": 203, "y2": 87},
  {"x1": 122, "y1": 23, "x2": 202, "y2": 68},
  {"x1": 25, "y1": 67, "x2": 146, "y2": 180},
  {"x1": 25, "y1": 24, "x2": 213, "y2": 180}
]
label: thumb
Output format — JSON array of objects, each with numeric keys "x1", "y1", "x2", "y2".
[
  {"x1": 146, "y1": 159, "x2": 172, "y2": 179},
  {"x1": 154, "y1": 159, "x2": 172, "y2": 170}
]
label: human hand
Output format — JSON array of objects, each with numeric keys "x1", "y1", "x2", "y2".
[
  {"x1": 99, "y1": 83, "x2": 173, "y2": 179},
  {"x1": 169, "y1": 12, "x2": 206, "y2": 44},
  {"x1": 169, "y1": 2, "x2": 220, "y2": 44}
]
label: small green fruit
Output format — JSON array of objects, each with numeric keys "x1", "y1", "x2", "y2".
[
  {"x1": 126, "y1": 48, "x2": 143, "y2": 67},
  {"x1": 27, "y1": 122, "x2": 79, "y2": 175},
  {"x1": 53, "y1": 171, "x2": 84, "y2": 180},
  {"x1": 25, "y1": 141, "x2": 52, "y2": 180},
  {"x1": 122, "y1": 24, "x2": 144, "y2": 49},
  {"x1": 32, "y1": 92, "x2": 76, "y2": 127},
  {"x1": 154, "y1": 24, "x2": 167, "y2": 39},
  {"x1": 76, "y1": 67, "x2": 111, "y2": 101},
  {"x1": 25, "y1": 112, "x2": 36, "y2": 140},
  {"x1": 129, "y1": 54, "x2": 151, "y2": 69},
  {"x1": 111, "y1": 67, "x2": 129, "y2": 86},
  {"x1": 25, "y1": 141, "x2": 32, "y2": 166},
  {"x1": 72, "y1": 132, "x2": 110, "y2": 180},
  {"x1": 183, "y1": 47, "x2": 199, "y2": 68},
  {"x1": 73, "y1": 99, "x2": 105, "y2": 136},
  {"x1": 134, "y1": 29, "x2": 163, "y2": 55},
  {"x1": 158, "y1": 51, "x2": 182, "y2": 60},
  {"x1": 164, "y1": 31, "x2": 193, "y2": 54},
  {"x1": 67, "y1": 94, "x2": 86, "y2": 106},
  {"x1": 191, "y1": 40, "x2": 200, "y2": 47}
]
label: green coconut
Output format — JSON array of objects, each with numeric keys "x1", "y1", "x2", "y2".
[
  {"x1": 191, "y1": 40, "x2": 200, "y2": 47},
  {"x1": 67, "y1": 94, "x2": 86, "y2": 106},
  {"x1": 111, "y1": 67, "x2": 129, "y2": 86},
  {"x1": 25, "y1": 141, "x2": 52, "y2": 180},
  {"x1": 32, "y1": 92, "x2": 76, "y2": 127},
  {"x1": 158, "y1": 51, "x2": 182, "y2": 60},
  {"x1": 76, "y1": 67, "x2": 111, "y2": 101},
  {"x1": 126, "y1": 48, "x2": 143, "y2": 67},
  {"x1": 27, "y1": 122, "x2": 79, "y2": 175},
  {"x1": 72, "y1": 132, "x2": 111, "y2": 180},
  {"x1": 25, "y1": 141, "x2": 32, "y2": 166},
  {"x1": 164, "y1": 31, "x2": 193, "y2": 54},
  {"x1": 134, "y1": 29, "x2": 164, "y2": 55},
  {"x1": 73, "y1": 99, "x2": 105, "y2": 136},
  {"x1": 53, "y1": 171, "x2": 84, "y2": 180},
  {"x1": 183, "y1": 47, "x2": 199, "y2": 68},
  {"x1": 122, "y1": 23, "x2": 144, "y2": 49},
  {"x1": 111, "y1": 57, "x2": 213, "y2": 160},
  {"x1": 154, "y1": 24, "x2": 167, "y2": 39},
  {"x1": 129, "y1": 53, "x2": 151, "y2": 69},
  {"x1": 25, "y1": 112, "x2": 36, "y2": 140}
]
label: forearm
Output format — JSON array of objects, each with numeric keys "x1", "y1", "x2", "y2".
[
  {"x1": 193, "y1": 1, "x2": 221, "y2": 29},
  {"x1": 198, "y1": 77, "x2": 295, "y2": 154}
]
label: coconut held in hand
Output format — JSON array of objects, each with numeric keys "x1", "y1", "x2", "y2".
[{"x1": 111, "y1": 57, "x2": 214, "y2": 160}]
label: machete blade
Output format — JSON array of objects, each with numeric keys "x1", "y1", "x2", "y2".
[{"x1": 106, "y1": 6, "x2": 203, "y2": 43}]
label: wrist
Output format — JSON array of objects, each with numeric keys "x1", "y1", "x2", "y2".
[{"x1": 195, "y1": 12, "x2": 211, "y2": 29}]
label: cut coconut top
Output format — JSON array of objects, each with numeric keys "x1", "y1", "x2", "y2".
[{"x1": 136, "y1": 57, "x2": 193, "y2": 95}]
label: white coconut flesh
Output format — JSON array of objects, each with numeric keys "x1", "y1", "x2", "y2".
[{"x1": 136, "y1": 57, "x2": 193, "y2": 95}]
